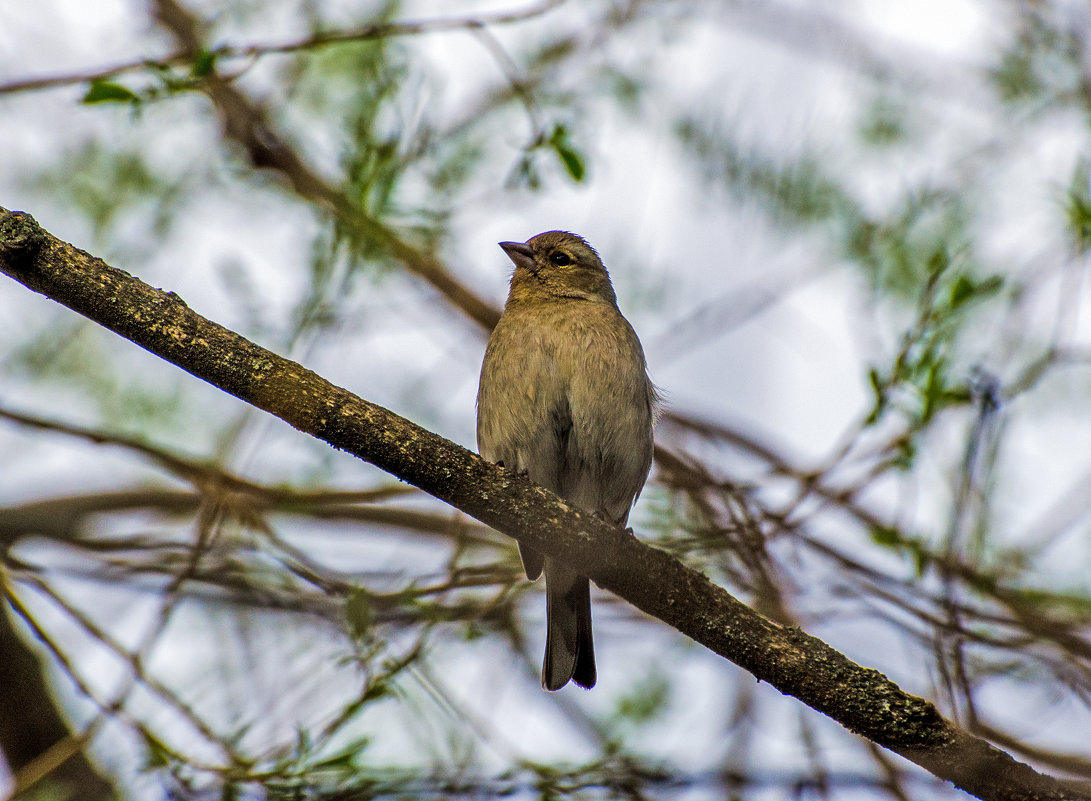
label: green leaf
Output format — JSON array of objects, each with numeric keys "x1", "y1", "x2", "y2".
[
  {"x1": 891, "y1": 436, "x2": 916, "y2": 470},
  {"x1": 919, "y1": 358, "x2": 951, "y2": 423},
  {"x1": 82, "y1": 79, "x2": 139, "y2": 105},
  {"x1": 191, "y1": 49, "x2": 217, "y2": 78},
  {"x1": 361, "y1": 680, "x2": 390, "y2": 703},
  {"x1": 926, "y1": 246, "x2": 949, "y2": 279},
  {"x1": 943, "y1": 385, "x2": 973, "y2": 406},
  {"x1": 1065, "y1": 160, "x2": 1091, "y2": 253},
  {"x1": 463, "y1": 620, "x2": 485, "y2": 640},
  {"x1": 509, "y1": 152, "x2": 541, "y2": 190},
  {"x1": 615, "y1": 672, "x2": 670, "y2": 723},
  {"x1": 312, "y1": 737, "x2": 370, "y2": 771},
  {"x1": 870, "y1": 526, "x2": 900, "y2": 547},
  {"x1": 141, "y1": 730, "x2": 172, "y2": 768},
  {"x1": 950, "y1": 274, "x2": 1003, "y2": 309},
  {"x1": 864, "y1": 366, "x2": 886, "y2": 424},
  {"x1": 548, "y1": 124, "x2": 586, "y2": 182},
  {"x1": 294, "y1": 725, "x2": 313, "y2": 758},
  {"x1": 345, "y1": 588, "x2": 374, "y2": 640},
  {"x1": 913, "y1": 546, "x2": 929, "y2": 577},
  {"x1": 949, "y1": 275, "x2": 976, "y2": 308},
  {"x1": 858, "y1": 95, "x2": 906, "y2": 147}
]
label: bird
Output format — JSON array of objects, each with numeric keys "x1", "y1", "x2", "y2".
[{"x1": 476, "y1": 231, "x2": 657, "y2": 690}]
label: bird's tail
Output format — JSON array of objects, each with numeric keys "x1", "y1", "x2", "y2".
[{"x1": 543, "y1": 571, "x2": 596, "y2": 690}]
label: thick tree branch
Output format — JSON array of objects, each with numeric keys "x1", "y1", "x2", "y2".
[{"x1": 1, "y1": 208, "x2": 1088, "y2": 801}]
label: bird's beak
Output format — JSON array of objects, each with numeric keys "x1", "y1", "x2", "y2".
[{"x1": 499, "y1": 241, "x2": 537, "y2": 272}]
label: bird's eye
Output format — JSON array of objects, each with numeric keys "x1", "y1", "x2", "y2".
[{"x1": 550, "y1": 252, "x2": 573, "y2": 266}]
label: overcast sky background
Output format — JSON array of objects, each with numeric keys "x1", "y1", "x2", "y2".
[{"x1": 3, "y1": 1, "x2": 1091, "y2": 799}]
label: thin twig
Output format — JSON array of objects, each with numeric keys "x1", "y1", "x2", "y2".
[{"x1": 0, "y1": 0, "x2": 565, "y2": 96}]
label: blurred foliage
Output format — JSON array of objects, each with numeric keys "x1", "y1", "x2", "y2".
[
  {"x1": 1066, "y1": 158, "x2": 1091, "y2": 253},
  {"x1": 675, "y1": 118, "x2": 857, "y2": 229},
  {"x1": 611, "y1": 670, "x2": 671, "y2": 726},
  {"x1": 8, "y1": 319, "x2": 187, "y2": 429},
  {"x1": 864, "y1": 250, "x2": 1001, "y2": 438},
  {"x1": 26, "y1": 141, "x2": 187, "y2": 244},
  {"x1": 988, "y1": 8, "x2": 1080, "y2": 107},
  {"x1": 856, "y1": 92, "x2": 910, "y2": 148}
]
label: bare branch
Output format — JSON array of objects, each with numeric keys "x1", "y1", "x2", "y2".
[{"x1": 0, "y1": 0, "x2": 564, "y2": 96}]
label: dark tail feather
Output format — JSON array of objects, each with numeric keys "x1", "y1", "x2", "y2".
[
  {"x1": 571, "y1": 578, "x2": 596, "y2": 689},
  {"x1": 543, "y1": 576, "x2": 596, "y2": 691}
]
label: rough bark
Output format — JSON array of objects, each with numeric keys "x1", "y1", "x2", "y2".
[{"x1": 1, "y1": 207, "x2": 1089, "y2": 801}]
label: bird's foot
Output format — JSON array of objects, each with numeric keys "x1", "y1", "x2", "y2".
[{"x1": 495, "y1": 460, "x2": 530, "y2": 480}]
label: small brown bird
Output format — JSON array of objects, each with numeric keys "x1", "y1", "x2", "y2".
[{"x1": 477, "y1": 231, "x2": 657, "y2": 690}]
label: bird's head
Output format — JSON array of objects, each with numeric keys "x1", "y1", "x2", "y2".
[{"x1": 500, "y1": 231, "x2": 617, "y2": 305}]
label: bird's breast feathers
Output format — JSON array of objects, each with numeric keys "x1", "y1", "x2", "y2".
[{"x1": 477, "y1": 302, "x2": 652, "y2": 477}]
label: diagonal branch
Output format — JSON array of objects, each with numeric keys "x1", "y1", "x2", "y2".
[{"x1": 1, "y1": 208, "x2": 1089, "y2": 801}]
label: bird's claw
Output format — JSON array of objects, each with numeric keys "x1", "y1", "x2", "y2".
[{"x1": 495, "y1": 460, "x2": 529, "y2": 479}]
